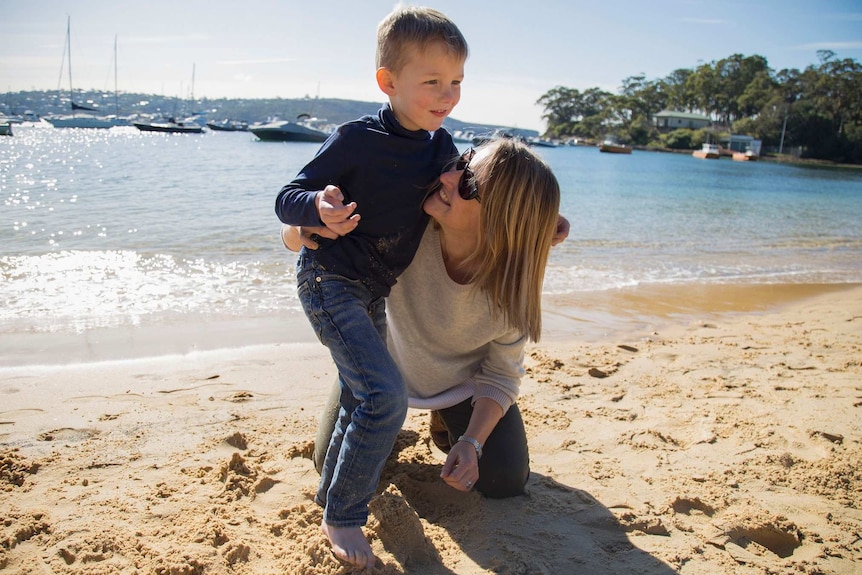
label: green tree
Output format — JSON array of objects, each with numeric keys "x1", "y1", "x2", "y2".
[
  {"x1": 536, "y1": 86, "x2": 613, "y2": 139},
  {"x1": 660, "y1": 128, "x2": 694, "y2": 149},
  {"x1": 714, "y1": 54, "x2": 771, "y2": 122},
  {"x1": 535, "y1": 51, "x2": 862, "y2": 162},
  {"x1": 784, "y1": 51, "x2": 862, "y2": 160},
  {"x1": 685, "y1": 63, "x2": 720, "y2": 119},
  {"x1": 737, "y1": 70, "x2": 777, "y2": 119},
  {"x1": 536, "y1": 86, "x2": 582, "y2": 128},
  {"x1": 662, "y1": 68, "x2": 695, "y2": 111}
]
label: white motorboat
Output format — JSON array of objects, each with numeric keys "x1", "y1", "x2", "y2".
[{"x1": 250, "y1": 115, "x2": 331, "y2": 142}]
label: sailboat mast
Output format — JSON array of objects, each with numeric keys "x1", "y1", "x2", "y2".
[
  {"x1": 55, "y1": 17, "x2": 67, "y2": 102},
  {"x1": 67, "y1": 16, "x2": 74, "y2": 111},
  {"x1": 114, "y1": 35, "x2": 119, "y2": 116}
]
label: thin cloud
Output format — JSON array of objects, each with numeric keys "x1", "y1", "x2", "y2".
[
  {"x1": 796, "y1": 41, "x2": 862, "y2": 50},
  {"x1": 124, "y1": 34, "x2": 209, "y2": 45},
  {"x1": 218, "y1": 58, "x2": 298, "y2": 66}
]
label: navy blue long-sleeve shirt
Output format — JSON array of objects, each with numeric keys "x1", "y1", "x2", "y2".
[{"x1": 275, "y1": 104, "x2": 457, "y2": 298}]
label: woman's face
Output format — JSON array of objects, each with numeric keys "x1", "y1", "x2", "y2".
[{"x1": 423, "y1": 147, "x2": 486, "y2": 235}]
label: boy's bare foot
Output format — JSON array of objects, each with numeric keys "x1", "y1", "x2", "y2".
[{"x1": 321, "y1": 520, "x2": 378, "y2": 569}]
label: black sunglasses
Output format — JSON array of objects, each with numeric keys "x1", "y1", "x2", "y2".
[{"x1": 455, "y1": 148, "x2": 480, "y2": 202}]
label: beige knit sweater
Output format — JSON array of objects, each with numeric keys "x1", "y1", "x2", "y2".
[{"x1": 386, "y1": 224, "x2": 525, "y2": 414}]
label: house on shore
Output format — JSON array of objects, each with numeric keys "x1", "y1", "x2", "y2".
[
  {"x1": 723, "y1": 134, "x2": 762, "y2": 155},
  {"x1": 654, "y1": 110, "x2": 711, "y2": 130}
]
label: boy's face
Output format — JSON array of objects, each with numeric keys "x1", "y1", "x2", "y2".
[{"x1": 378, "y1": 41, "x2": 465, "y2": 132}]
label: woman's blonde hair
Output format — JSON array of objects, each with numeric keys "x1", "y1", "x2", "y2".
[
  {"x1": 465, "y1": 139, "x2": 561, "y2": 342},
  {"x1": 376, "y1": 5, "x2": 468, "y2": 73}
]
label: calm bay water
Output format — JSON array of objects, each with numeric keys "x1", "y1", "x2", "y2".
[{"x1": 2, "y1": 125, "x2": 861, "y2": 363}]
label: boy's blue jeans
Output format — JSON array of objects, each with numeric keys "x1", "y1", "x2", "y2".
[{"x1": 296, "y1": 257, "x2": 407, "y2": 528}]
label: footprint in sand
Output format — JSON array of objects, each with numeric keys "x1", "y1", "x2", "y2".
[
  {"x1": 671, "y1": 496, "x2": 716, "y2": 517},
  {"x1": 36, "y1": 427, "x2": 98, "y2": 442},
  {"x1": 709, "y1": 520, "x2": 803, "y2": 567}
]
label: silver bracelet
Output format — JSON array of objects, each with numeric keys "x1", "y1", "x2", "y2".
[{"x1": 457, "y1": 435, "x2": 483, "y2": 459}]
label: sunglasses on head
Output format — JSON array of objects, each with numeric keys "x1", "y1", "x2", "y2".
[{"x1": 455, "y1": 148, "x2": 480, "y2": 202}]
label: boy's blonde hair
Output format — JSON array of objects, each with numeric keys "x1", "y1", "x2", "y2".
[
  {"x1": 376, "y1": 5, "x2": 468, "y2": 73},
  {"x1": 462, "y1": 139, "x2": 561, "y2": 342}
]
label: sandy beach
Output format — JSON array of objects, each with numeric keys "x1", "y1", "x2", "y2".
[{"x1": 1, "y1": 284, "x2": 860, "y2": 574}]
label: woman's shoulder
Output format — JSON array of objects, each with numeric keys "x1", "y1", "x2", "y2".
[{"x1": 413, "y1": 224, "x2": 445, "y2": 271}]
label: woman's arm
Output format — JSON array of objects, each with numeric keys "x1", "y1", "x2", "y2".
[
  {"x1": 440, "y1": 397, "x2": 503, "y2": 492},
  {"x1": 470, "y1": 332, "x2": 526, "y2": 414},
  {"x1": 280, "y1": 224, "x2": 303, "y2": 252},
  {"x1": 280, "y1": 223, "x2": 339, "y2": 252},
  {"x1": 439, "y1": 331, "x2": 525, "y2": 492}
]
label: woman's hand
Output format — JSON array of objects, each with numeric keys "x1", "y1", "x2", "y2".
[
  {"x1": 552, "y1": 215, "x2": 570, "y2": 246},
  {"x1": 439, "y1": 398, "x2": 502, "y2": 492},
  {"x1": 440, "y1": 441, "x2": 479, "y2": 492},
  {"x1": 281, "y1": 224, "x2": 339, "y2": 251}
]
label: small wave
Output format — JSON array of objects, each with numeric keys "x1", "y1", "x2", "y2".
[{"x1": 0, "y1": 250, "x2": 300, "y2": 334}]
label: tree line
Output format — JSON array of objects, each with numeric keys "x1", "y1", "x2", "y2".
[{"x1": 537, "y1": 51, "x2": 862, "y2": 164}]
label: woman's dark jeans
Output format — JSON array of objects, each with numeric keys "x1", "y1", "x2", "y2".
[{"x1": 314, "y1": 380, "x2": 530, "y2": 498}]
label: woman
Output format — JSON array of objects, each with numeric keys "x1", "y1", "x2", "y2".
[{"x1": 288, "y1": 138, "x2": 563, "y2": 499}]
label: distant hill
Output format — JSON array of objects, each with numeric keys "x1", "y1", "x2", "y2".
[{"x1": 1, "y1": 90, "x2": 538, "y2": 138}]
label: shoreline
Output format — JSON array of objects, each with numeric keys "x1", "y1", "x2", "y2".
[
  {"x1": 2, "y1": 281, "x2": 858, "y2": 369},
  {"x1": 542, "y1": 281, "x2": 861, "y2": 342},
  {"x1": 616, "y1": 143, "x2": 862, "y2": 169}
]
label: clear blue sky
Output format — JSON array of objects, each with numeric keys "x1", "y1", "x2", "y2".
[{"x1": 2, "y1": 0, "x2": 860, "y2": 130}]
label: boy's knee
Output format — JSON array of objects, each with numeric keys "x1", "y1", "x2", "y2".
[{"x1": 373, "y1": 387, "x2": 408, "y2": 420}]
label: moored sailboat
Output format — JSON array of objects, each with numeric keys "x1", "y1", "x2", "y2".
[
  {"x1": 133, "y1": 65, "x2": 205, "y2": 134},
  {"x1": 46, "y1": 20, "x2": 128, "y2": 129}
]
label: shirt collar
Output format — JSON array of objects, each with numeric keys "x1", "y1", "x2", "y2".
[{"x1": 379, "y1": 103, "x2": 431, "y2": 140}]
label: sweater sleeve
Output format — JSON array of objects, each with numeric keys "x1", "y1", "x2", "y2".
[
  {"x1": 274, "y1": 127, "x2": 349, "y2": 226},
  {"x1": 468, "y1": 330, "x2": 526, "y2": 414}
]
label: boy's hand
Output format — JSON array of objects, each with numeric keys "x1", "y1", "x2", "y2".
[{"x1": 317, "y1": 185, "x2": 360, "y2": 236}]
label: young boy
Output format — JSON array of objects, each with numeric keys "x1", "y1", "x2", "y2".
[{"x1": 274, "y1": 6, "x2": 468, "y2": 569}]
